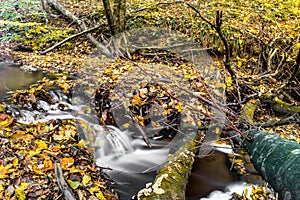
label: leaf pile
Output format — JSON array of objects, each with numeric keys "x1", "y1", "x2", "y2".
[
  {"x1": 0, "y1": 77, "x2": 119, "y2": 200},
  {"x1": 75, "y1": 54, "x2": 215, "y2": 141}
]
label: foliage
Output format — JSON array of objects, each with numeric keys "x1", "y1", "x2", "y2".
[
  {"x1": 1, "y1": 0, "x2": 300, "y2": 199},
  {"x1": 0, "y1": 0, "x2": 44, "y2": 22},
  {"x1": 127, "y1": 0, "x2": 299, "y2": 78},
  {"x1": 0, "y1": 78, "x2": 119, "y2": 199},
  {"x1": 0, "y1": 20, "x2": 75, "y2": 51}
]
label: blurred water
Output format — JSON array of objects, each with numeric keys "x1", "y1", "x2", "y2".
[{"x1": 0, "y1": 64, "x2": 265, "y2": 200}]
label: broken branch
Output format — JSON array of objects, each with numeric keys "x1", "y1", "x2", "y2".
[
  {"x1": 48, "y1": 0, "x2": 113, "y2": 58},
  {"x1": 40, "y1": 23, "x2": 104, "y2": 55}
]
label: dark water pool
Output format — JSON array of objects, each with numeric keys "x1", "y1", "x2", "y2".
[{"x1": 0, "y1": 62, "x2": 44, "y2": 98}]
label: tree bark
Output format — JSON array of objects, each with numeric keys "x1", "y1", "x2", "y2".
[
  {"x1": 243, "y1": 131, "x2": 300, "y2": 200},
  {"x1": 102, "y1": 0, "x2": 117, "y2": 35},
  {"x1": 113, "y1": 0, "x2": 126, "y2": 34},
  {"x1": 102, "y1": 0, "x2": 126, "y2": 35}
]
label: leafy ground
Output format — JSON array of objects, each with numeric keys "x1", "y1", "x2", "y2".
[{"x1": 0, "y1": 0, "x2": 300, "y2": 199}]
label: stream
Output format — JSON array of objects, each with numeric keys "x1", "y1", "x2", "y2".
[{"x1": 0, "y1": 62, "x2": 265, "y2": 200}]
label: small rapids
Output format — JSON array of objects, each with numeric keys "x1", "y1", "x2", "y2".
[
  {"x1": 2, "y1": 87, "x2": 265, "y2": 200},
  {"x1": 3, "y1": 85, "x2": 172, "y2": 198},
  {"x1": 0, "y1": 63, "x2": 265, "y2": 200}
]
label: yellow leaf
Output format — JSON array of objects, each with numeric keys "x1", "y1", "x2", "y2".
[
  {"x1": 135, "y1": 115, "x2": 145, "y2": 126},
  {"x1": 28, "y1": 150, "x2": 41, "y2": 157},
  {"x1": 215, "y1": 127, "x2": 220, "y2": 134},
  {"x1": 96, "y1": 191, "x2": 106, "y2": 200},
  {"x1": 215, "y1": 83, "x2": 226, "y2": 89},
  {"x1": 0, "y1": 164, "x2": 12, "y2": 179},
  {"x1": 13, "y1": 158, "x2": 18, "y2": 168},
  {"x1": 35, "y1": 140, "x2": 48, "y2": 150},
  {"x1": 0, "y1": 114, "x2": 14, "y2": 128},
  {"x1": 82, "y1": 174, "x2": 91, "y2": 187},
  {"x1": 225, "y1": 76, "x2": 232, "y2": 87},
  {"x1": 15, "y1": 182, "x2": 29, "y2": 200},
  {"x1": 88, "y1": 186, "x2": 102, "y2": 195},
  {"x1": 122, "y1": 123, "x2": 130, "y2": 129},
  {"x1": 69, "y1": 166, "x2": 83, "y2": 174},
  {"x1": 77, "y1": 140, "x2": 88, "y2": 148},
  {"x1": 37, "y1": 84, "x2": 43, "y2": 90},
  {"x1": 67, "y1": 180, "x2": 80, "y2": 190}
]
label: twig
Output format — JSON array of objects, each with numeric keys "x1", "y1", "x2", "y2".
[
  {"x1": 128, "y1": 112, "x2": 152, "y2": 147},
  {"x1": 186, "y1": 4, "x2": 236, "y2": 78},
  {"x1": 41, "y1": 0, "x2": 59, "y2": 18},
  {"x1": 40, "y1": 23, "x2": 104, "y2": 55},
  {"x1": 289, "y1": 49, "x2": 300, "y2": 82},
  {"x1": 54, "y1": 163, "x2": 76, "y2": 200},
  {"x1": 256, "y1": 114, "x2": 300, "y2": 128}
]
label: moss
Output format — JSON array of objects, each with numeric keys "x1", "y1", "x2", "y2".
[
  {"x1": 0, "y1": 20, "x2": 75, "y2": 51},
  {"x1": 240, "y1": 99, "x2": 257, "y2": 124},
  {"x1": 138, "y1": 132, "x2": 203, "y2": 200},
  {"x1": 272, "y1": 97, "x2": 300, "y2": 115}
]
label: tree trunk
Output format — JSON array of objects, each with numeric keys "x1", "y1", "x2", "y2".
[
  {"x1": 102, "y1": 0, "x2": 126, "y2": 35},
  {"x1": 113, "y1": 0, "x2": 126, "y2": 34}
]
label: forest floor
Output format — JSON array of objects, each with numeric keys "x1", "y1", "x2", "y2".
[{"x1": 0, "y1": 0, "x2": 300, "y2": 199}]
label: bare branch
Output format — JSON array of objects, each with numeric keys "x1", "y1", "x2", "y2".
[
  {"x1": 40, "y1": 23, "x2": 104, "y2": 55},
  {"x1": 289, "y1": 49, "x2": 300, "y2": 82},
  {"x1": 186, "y1": 4, "x2": 236, "y2": 78},
  {"x1": 48, "y1": 0, "x2": 113, "y2": 58},
  {"x1": 54, "y1": 163, "x2": 76, "y2": 200}
]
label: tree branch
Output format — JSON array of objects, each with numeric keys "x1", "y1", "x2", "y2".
[
  {"x1": 186, "y1": 4, "x2": 236, "y2": 78},
  {"x1": 54, "y1": 163, "x2": 76, "y2": 200},
  {"x1": 48, "y1": 0, "x2": 113, "y2": 58},
  {"x1": 40, "y1": 23, "x2": 104, "y2": 55}
]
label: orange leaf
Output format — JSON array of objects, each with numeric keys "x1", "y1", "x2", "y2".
[
  {"x1": 131, "y1": 95, "x2": 141, "y2": 105},
  {"x1": 0, "y1": 164, "x2": 12, "y2": 179},
  {"x1": 61, "y1": 157, "x2": 74, "y2": 170},
  {"x1": 43, "y1": 158, "x2": 53, "y2": 171}
]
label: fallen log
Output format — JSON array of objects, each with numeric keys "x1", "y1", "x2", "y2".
[
  {"x1": 137, "y1": 131, "x2": 204, "y2": 200},
  {"x1": 243, "y1": 131, "x2": 300, "y2": 200},
  {"x1": 271, "y1": 97, "x2": 300, "y2": 115},
  {"x1": 238, "y1": 99, "x2": 300, "y2": 200}
]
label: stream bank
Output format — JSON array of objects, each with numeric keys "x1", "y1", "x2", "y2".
[{"x1": 0, "y1": 62, "x2": 269, "y2": 200}]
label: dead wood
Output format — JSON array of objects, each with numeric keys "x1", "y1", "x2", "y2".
[
  {"x1": 40, "y1": 23, "x2": 104, "y2": 55},
  {"x1": 48, "y1": 0, "x2": 113, "y2": 59},
  {"x1": 137, "y1": 131, "x2": 204, "y2": 200},
  {"x1": 54, "y1": 163, "x2": 76, "y2": 200}
]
